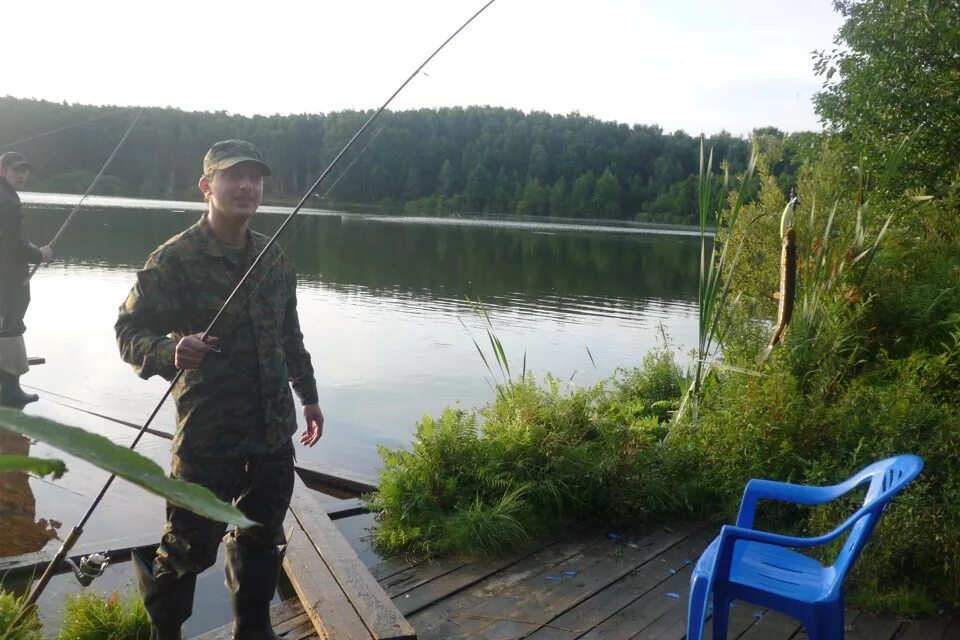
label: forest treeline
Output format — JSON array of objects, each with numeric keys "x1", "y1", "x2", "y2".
[{"x1": 0, "y1": 96, "x2": 815, "y2": 224}]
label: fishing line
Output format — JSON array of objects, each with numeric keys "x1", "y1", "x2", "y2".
[
  {"x1": 29, "y1": 110, "x2": 143, "y2": 280},
  {"x1": 0, "y1": 110, "x2": 125, "y2": 151},
  {"x1": 10, "y1": 0, "x2": 497, "y2": 619}
]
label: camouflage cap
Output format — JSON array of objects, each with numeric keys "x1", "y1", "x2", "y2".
[
  {"x1": 202, "y1": 140, "x2": 271, "y2": 177},
  {"x1": 0, "y1": 151, "x2": 32, "y2": 170}
]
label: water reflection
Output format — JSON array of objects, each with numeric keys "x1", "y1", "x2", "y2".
[
  {"x1": 14, "y1": 202, "x2": 701, "y2": 519},
  {"x1": 0, "y1": 430, "x2": 61, "y2": 557}
]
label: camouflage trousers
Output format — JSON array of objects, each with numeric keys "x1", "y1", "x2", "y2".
[{"x1": 154, "y1": 451, "x2": 294, "y2": 579}]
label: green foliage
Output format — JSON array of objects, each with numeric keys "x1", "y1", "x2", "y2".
[
  {"x1": 0, "y1": 590, "x2": 41, "y2": 640},
  {"x1": 0, "y1": 410, "x2": 255, "y2": 528},
  {"x1": 55, "y1": 591, "x2": 151, "y2": 640},
  {"x1": 0, "y1": 98, "x2": 802, "y2": 222},
  {"x1": 813, "y1": 0, "x2": 960, "y2": 191},
  {"x1": 367, "y1": 347, "x2": 704, "y2": 558}
]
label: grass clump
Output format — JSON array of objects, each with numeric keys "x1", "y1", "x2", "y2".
[
  {"x1": 367, "y1": 347, "x2": 704, "y2": 558},
  {"x1": 0, "y1": 589, "x2": 41, "y2": 640},
  {"x1": 56, "y1": 590, "x2": 151, "y2": 640}
]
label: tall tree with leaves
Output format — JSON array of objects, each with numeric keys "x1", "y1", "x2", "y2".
[{"x1": 813, "y1": 0, "x2": 960, "y2": 190}]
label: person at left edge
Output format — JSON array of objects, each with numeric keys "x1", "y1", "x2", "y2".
[{"x1": 0, "y1": 151, "x2": 54, "y2": 407}]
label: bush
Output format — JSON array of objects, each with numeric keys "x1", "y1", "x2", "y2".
[
  {"x1": 367, "y1": 347, "x2": 706, "y2": 557},
  {"x1": 56, "y1": 591, "x2": 151, "y2": 640},
  {"x1": 0, "y1": 589, "x2": 41, "y2": 640}
]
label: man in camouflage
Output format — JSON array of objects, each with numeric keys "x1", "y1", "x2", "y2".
[{"x1": 115, "y1": 140, "x2": 323, "y2": 640}]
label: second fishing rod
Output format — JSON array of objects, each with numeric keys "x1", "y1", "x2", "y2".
[{"x1": 16, "y1": 0, "x2": 498, "y2": 614}]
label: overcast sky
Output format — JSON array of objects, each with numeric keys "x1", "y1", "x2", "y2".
[{"x1": 7, "y1": 0, "x2": 842, "y2": 135}]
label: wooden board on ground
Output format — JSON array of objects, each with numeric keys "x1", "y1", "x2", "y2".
[
  {"x1": 287, "y1": 476, "x2": 417, "y2": 640},
  {"x1": 193, "y1": 599, "x2": 316, "y2": 640},
  {"x1": 407, "y1": 524, "x2": 702, "y2": 640}
]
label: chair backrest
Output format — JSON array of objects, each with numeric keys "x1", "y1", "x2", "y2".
[{"x1": 832, "y1": 454, "x2": 923, "y2": 582}]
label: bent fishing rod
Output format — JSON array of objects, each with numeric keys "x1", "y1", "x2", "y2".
[
  {"x1": 15, "y1": 0, "x2": 497, "y2": 615},
  {"x1": 28, "y1": 110, "x2": 143, "y2": 280}
]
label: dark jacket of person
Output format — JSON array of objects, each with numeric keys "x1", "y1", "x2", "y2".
[
  {"x1": 0, "y1": 177, "x2": 43, "y2": 278},
  {"x1": 115, "y1": 216, "x2": 319, "y2": 458}
]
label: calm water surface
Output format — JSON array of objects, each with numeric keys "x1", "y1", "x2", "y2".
[{"x1": 2, "y1": 193, "x2": 700, "y2": 633}]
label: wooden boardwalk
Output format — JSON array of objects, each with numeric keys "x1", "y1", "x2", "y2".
[
  {"x1": 366, "y1": 522, "x2": 958, "y2": 640},
  {"x1": 199, "y1": 515, "x2": 958, "y2": 639}
]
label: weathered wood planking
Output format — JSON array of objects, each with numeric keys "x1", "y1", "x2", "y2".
[
  {"x1": 407, "y1": 524, "x2": 701, "y2": 640},
  {"x1": 288, "y1": 476, "x2": 416, "y2": 640},
  {"x1": 526, "y1": 527, "x2": 715, "y2": 640},
  {"x1": 283, "y1": 508, "x2": 373, "y2": 640},
  {"x1": 193, "y1": 599, "x2": 316, "y2": 640},
  {"x1": 0, "y1": 530, "x2": 160, "y2": 577}
]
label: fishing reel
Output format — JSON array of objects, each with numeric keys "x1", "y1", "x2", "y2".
[{"x1": 64, "y1": 552, "x2": 110, "y2": 587}]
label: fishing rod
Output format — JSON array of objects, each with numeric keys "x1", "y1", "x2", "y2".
[
  {"x1": 0, "y1": 110, "x2": 124, "y2": 151},
  {"x1": 12, "y1": 0, "x2": 497, "y2": 618},
  {"x1": 28, "y1": 110, "x2": 143, "y2": 280}
]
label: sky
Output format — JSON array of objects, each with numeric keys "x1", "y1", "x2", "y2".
[{"x1": 7, "y1": 0, "x2": 843, "y2": 136}]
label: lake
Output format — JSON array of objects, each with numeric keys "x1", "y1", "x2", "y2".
[{"x1": 1, "y1": 193, "x2": 702, "y2": 634}]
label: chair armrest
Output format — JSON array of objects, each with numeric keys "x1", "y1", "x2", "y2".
[{"x1": 735, "y1": 478, "x2": 860, "y2": 528}]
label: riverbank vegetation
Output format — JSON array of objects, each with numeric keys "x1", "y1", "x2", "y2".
[
  {"x1": 368, "y1": 0, "x2": 960, "y2": 615},
  {"x1": 0, "y1": 97, "x2": 807, "y2": 225}
]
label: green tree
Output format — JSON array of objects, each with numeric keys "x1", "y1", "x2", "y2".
[
  {"x1": 813, "y1": 0, "x2": 960, "y2": 189},
  {"x1": 464, "y1": 163, "x2": 493, "y2": 211},
  {"x1": 571, "y1": 171, "x2": 596, "y2": 217},
  {"x1": 592, "y1": 168, "x2": 622, "y2": 218}
]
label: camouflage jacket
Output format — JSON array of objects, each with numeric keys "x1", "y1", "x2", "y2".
[
  {"x1": 0, "y1": 177, "x2": 42, "y2": 278},
  {"x1": 115, "y1": 216, "x2": 318, "y2": 457}
]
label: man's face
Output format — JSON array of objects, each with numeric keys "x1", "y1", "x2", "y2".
[
  {"x1": 0, "y1": 166, "x2": 30, "y2": 189},
  {"x1": 199, "y1": 162, "x2": 264, "y2": 220}
]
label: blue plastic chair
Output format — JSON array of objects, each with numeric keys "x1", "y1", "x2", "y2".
[{"x1": 686, "y1": 454, "x2": 923, "y2": 640}]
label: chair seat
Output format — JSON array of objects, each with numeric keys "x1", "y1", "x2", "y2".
[{"x1": 699, "y1": 536, "x2": 837, "y2": 603}]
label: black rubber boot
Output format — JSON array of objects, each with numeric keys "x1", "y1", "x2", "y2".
[
  {"x1": 131, "y1": 548, "x2": 196, "y2": 640},
  {"x1": 0, "y1": 370, "x2": 38, "y2": 407},
  {"x1": 224, "y1": 536, "x2": 283, "y2": 640}
]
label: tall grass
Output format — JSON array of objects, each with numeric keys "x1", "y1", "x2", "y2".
[
  {"x1": 0, "y1": 589, "x2": 40, "y2": 640},
  {"x1": 676, "y1": 143, "x2": 758, "y2": 422},
  {"x1": 55, "y1": 591, "x2": 151, "y2": 640}
]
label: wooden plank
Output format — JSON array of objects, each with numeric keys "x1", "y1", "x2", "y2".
[
  {"x1": 942, "y1": 617, "x2": 960, "y2": 640},
  {"x1": 381, "y1": 558, "x2": 470, "y2": 599},
  {"x1": 283, "y1": 511, "x2": 373, "y2": 640},
  {"x1": 896, "y1": 618, "x2": 951, "y2": 639},
  {"x1": 289, "y1": 477, "x2": 416, "y2": 640},
  {"x1": 372, "y1": 555, "x2": 428, "y2": 583},
  {"x1": 296, "y1": 464, "x2": 379, "y2": 495},
  {"x1": 735, "y1": 609, "x2": 802, "y2": 640},
  {"x1": 526, "y1": 527, "x2": 714, "y2": 640},
  {"x1": 409, "y1": 538, "x2": 605, "y2": 638},
  {"x1": 701, "y1": 599, "x2": 766, "y2": 640},
  {"x1": 192, "y1": 599, "x2": 306, "y2": 640},
  {"x1": 846, "y1": 610, "x2": 902, "y2": 640},
  {"x1": 412, "y1": 525, "x2": 701, "y2": 640},
  {"x1": 0, "y1": 531, "x2": 160, "y2": 577},
  {"x1": 402, "y1": 537, "x2": 596, "y2": 623},
  {"x1": 326, "y1": 498, "x2": 369, "y2": 521}
]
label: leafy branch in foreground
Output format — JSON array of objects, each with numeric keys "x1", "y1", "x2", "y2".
[{"x1": 0, "y1": 410, "x2": 254, "y2": 528}]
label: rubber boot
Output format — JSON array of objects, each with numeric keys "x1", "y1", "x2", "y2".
[
  {"x1": 131, "y1": 548, "x2": 196, "y2": 640},
  {"x1": 0, "y1": 370, "x2": 38, "y2": 407},
  {"x1": 224, "y1": 536, "x2": 284, "y2": 640}
]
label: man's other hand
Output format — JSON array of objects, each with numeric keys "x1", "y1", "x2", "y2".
[
  {"x1": 300, "y1": 404, "x2": 324, "y2": 447},
  {"x1": 39, "y1": 246, "x2": 53, "y2": 263}
]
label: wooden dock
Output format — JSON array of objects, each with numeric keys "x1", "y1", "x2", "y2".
[{"x1": 229, "y1": 512, "x2": 956, "y2": 640}]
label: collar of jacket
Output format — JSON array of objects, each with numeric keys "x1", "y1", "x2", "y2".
[
  {"x1": 0, "y1": 177, "x2": 18, "y2": 203},
  {"x1": 196, "y1": 214, "x2": 255, "y2": 261}
]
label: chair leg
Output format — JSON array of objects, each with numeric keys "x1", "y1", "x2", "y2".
[
  {"x1": 686, "y1": 574, "x2": 710, "y2": 640},
  {"x1": 711, "y1": 595, "x2": 731, "y2": 640}
]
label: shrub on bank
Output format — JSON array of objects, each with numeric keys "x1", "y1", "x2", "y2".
[
  {"x1": 0, "y1": 589, "x2": 41, "y2": 640},
  {"x1": 55, "y1": 591, "x2": 151, "y2": 640}
]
